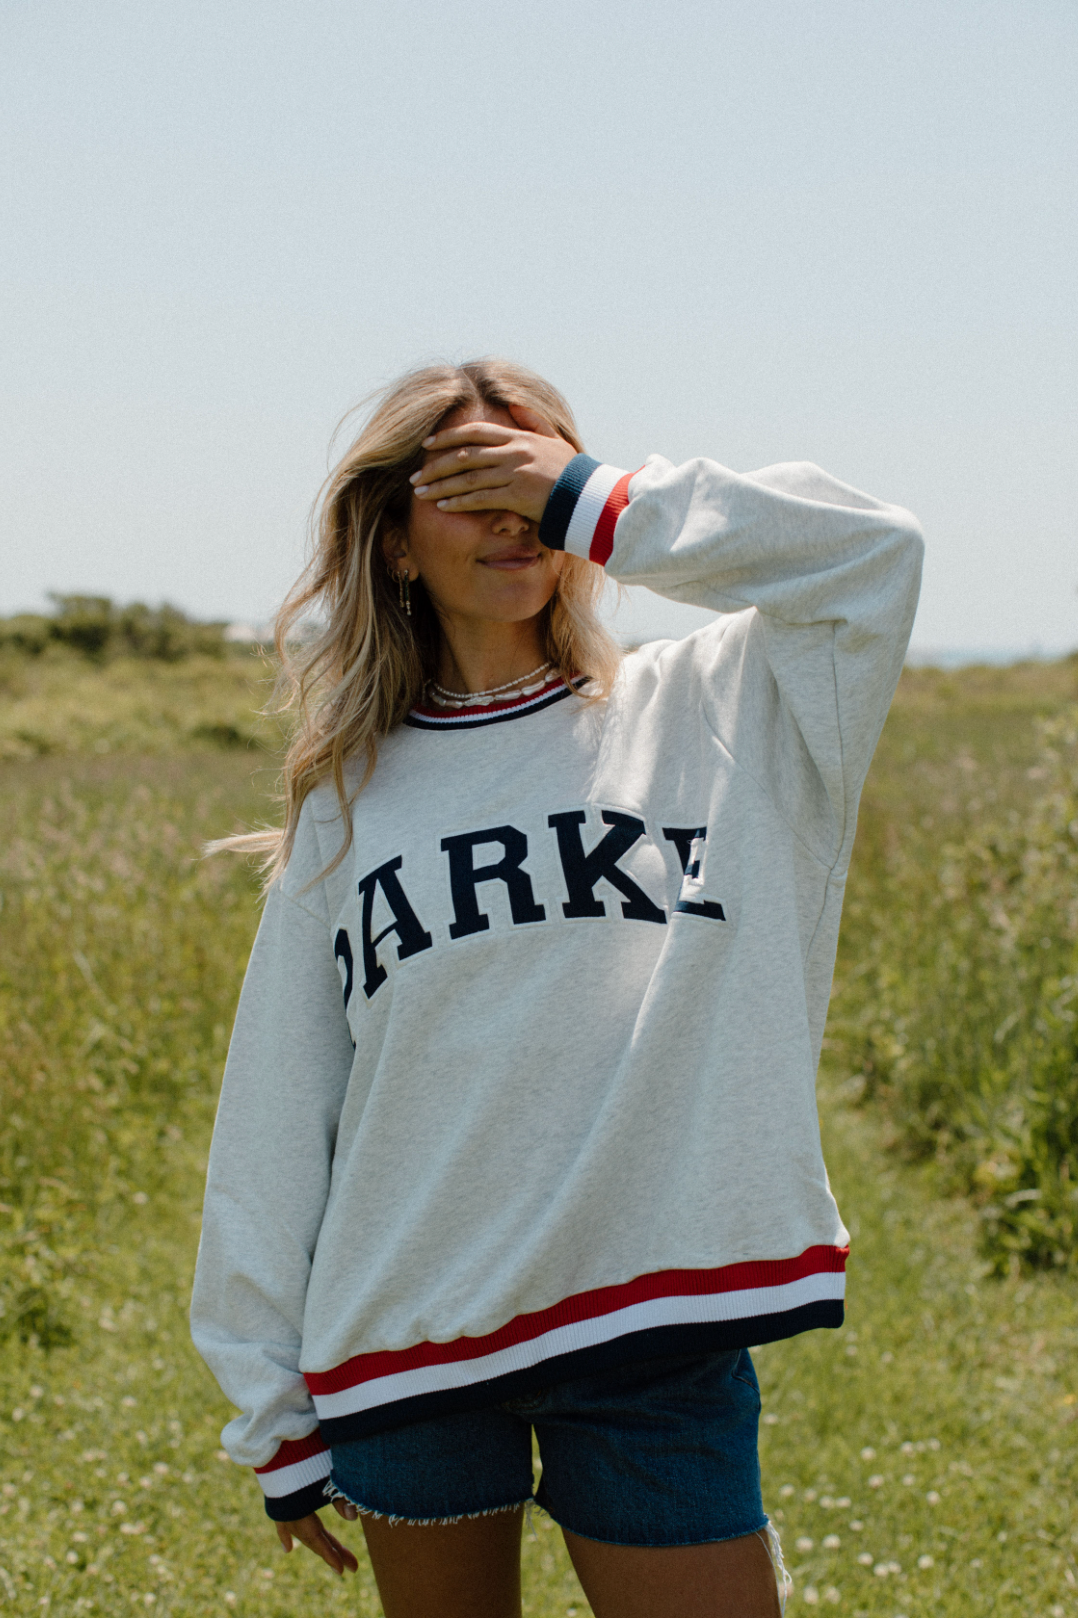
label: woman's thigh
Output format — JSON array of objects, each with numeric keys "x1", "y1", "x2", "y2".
[
  {"x1": 563, "y1": 1527, "x2": 781, "y2": 1618},
  {"x1": 359, "y1": 1513, "x2": 780, "y2": 1618},
  {"x1": 360, "y1": 1507, "x2": 525, "y2": 1618}
]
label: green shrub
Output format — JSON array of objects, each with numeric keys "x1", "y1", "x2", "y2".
[
  {"x1": 834, "y1": 706, "x2": 1078, "y2": 1271},
  {"x1": 0, "y1": 596, "x2": 229, "y2": 661},
  {"x1": 0, "y1": 614, "x2": 53, "y2": 656}
]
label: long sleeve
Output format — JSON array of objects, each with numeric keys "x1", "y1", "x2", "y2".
[
  {"x1": 190, "y1": 867, "x2": 356, "y2": 1519},
  {"x1": 541, "y1": 453, "x2": 923, "y2": 873}
]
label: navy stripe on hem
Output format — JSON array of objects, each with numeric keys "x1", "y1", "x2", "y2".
[
  {"x1": 538, "y1": 454, "x2": 600, "y2": 551},
  {"x1": 262, "y1": 1477, "x2": 333, "y2": 1521},
  {"x1": 318, "y1": 1301, "x2": 843, "y2": 1445}
]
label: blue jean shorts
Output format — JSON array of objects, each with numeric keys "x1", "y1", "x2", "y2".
[{"x1": 328, "y1": 1348, "x2": 766, "y2": 1548}]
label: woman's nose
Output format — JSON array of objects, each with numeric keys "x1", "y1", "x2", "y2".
[{"x1": 489, "y1": 509, "x2": 531, "y2": 536}]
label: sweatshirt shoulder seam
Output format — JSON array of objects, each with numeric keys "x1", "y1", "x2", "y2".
[{"x1": 275, "y1": 883, "x2": 332, "y2": 931}]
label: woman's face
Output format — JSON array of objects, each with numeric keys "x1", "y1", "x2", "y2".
[{"x1": 389, "y1": 402, "x2": 566, "y2": 629}]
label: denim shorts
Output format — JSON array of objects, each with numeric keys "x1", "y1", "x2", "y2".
[{"x1": 328, "y1": 1347, "x2": 767, "y2": 1547}]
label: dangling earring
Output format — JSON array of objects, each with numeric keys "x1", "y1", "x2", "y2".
[{"x1": 389, "y1": 564, "x2": 412, "y2": 617}]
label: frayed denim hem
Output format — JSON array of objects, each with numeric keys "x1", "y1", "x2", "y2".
[
  {"x1": 760, "y1": 1520, "x2": 792, "y2": 1614},
  {"x1": 323, "y1": 1478, "x2": 533, "y2": 1528}
]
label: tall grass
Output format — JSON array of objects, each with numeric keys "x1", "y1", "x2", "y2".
[
  {"x1": 833, "y1": 691, "x2": 1078, "y2": 1272},
  {"x1": 0, "y1": 756, "x2": 267, "y2": 1348},
  {"x1": 0, "y1": 650, "x2": 281, "y2": 761}
]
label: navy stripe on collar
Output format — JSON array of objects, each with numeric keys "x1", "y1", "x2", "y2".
[{"x1": 405, "y1": 677, "x2": 585, "y2": 731}]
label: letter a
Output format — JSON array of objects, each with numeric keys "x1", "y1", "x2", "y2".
[
  {"x1": 441, "y1": 826, "x2": 546, "y2": 940},
  {"x1": 355, "y1": 857, "x2": 433, "y2": 999}
]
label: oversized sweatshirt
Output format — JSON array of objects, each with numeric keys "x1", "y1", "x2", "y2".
[{"x1": 191, "y1": 452, "x2": 923, "y2": 1520}]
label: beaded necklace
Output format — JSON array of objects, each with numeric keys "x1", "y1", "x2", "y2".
[{"x1": 427, "y1": 661, "x2": 555, "y2": 710}]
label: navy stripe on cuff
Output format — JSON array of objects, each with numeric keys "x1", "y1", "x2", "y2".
[
  {"x1": 262, "y1": 1477, "x2": 332, "y2": 1522},
  {"x1": 538, "y1": 454, "x2": 600, "y2": 551}
]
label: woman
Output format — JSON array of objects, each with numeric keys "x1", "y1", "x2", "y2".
[{"x1": 191, "y1": 358, "x2": 923, "y2": 1618}]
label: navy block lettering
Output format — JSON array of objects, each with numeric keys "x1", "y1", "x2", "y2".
[
  {"x1": 441, "y1": 826, "x2": 547, "y2": 940},
  {"x1": 549, "y1": 810, "x2": 666, "y2": 924},
  {"x1": 663, "y1": 826, "x2": 726, "y2": 920},
  {"x1": 356, "y1": 858, "x2": 434, "y2": 999},
  {"x1": 333, "y1": 927, "x2": 354, "y2": 1010}
]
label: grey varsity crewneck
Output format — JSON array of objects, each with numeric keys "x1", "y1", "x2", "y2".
[{"x1": 191, "y1": 453, "x2": 922, "y2": 1519}]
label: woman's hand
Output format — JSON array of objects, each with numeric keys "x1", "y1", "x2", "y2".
[
  {"x1": 410, "y1": 403, "x2": 577, "y2": 524},
  {"x1": 275, "y1": 1498, "x2": 360, "y2": 1576}
]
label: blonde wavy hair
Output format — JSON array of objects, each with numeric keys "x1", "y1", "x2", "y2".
[{"x1": 219, "y1": 358, "x2": 622, "y2": 886}]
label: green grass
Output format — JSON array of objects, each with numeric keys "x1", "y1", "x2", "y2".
[
  {"x1": 2, "y1": 658, "x2": 1077, "y2": 1614},
  {"x1": 0, "y1": 648, "x2": 282, "y2": 761},
  {"x1": 831, "y1": 659, "x2": 1078, "y2": 1272}
]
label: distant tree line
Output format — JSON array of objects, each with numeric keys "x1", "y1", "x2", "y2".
[{"x1": 0, "y1": 595, "x2": 230, "y2": 661}]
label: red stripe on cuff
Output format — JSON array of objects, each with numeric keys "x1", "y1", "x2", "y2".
[
  {"x1": 589, "y1": 471, "x2": 633, "y2": 566},
  {"x1": 254, "y1": 1431, "x2": 329, "y2": 1474}
]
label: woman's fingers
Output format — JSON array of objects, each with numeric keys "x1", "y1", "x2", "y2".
[
  {"x1": 412, "y1": 445, "x2": 519, "y2": 495},
  {"x1": 275, "y1": 1512, "x2": 359, "y2": 1576},
  {"x1": 421, "y1": 421, "x2": 515, "y2": 452},
  {"x1": 507, "y1": 402, "x2": 558, "y2": 438},
  {"x1": 320, "y1": 1527, "x2": 359, "y2": 1566},
  {"x1": 414, "y1": 467, "x2": 520, "y2": 503},
  {"x1": 410, "y1": 417, "x2": 576, "y2": 520}
]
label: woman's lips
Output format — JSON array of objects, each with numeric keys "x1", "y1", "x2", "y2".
[{"x1": 480, "y1": 550, "x2": 541, "y2": 571}]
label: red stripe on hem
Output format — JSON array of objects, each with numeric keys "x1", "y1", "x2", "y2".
[
  {"x1": 254, "y1": 1431, "x2": 329, "y2": 1474},
  {"x1": 588, "y1": 472, "x2": 633, "y2": 566},
  {"x1": 304, "y1": 1247, "x2": 848, "y2": 1396}
]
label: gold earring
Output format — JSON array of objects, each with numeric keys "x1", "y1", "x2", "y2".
[{"x1": 389, "y1": 564, "x2": 411, "y2": 617}]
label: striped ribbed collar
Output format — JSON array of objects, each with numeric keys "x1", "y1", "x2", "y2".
[{"x1": 404, "y1": 675, "x2": 584, "y2": 731}]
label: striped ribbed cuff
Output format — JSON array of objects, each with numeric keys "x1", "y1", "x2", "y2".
[
  {"x1": 254, "y1": 1432, "x2": 332, "y2": 1520},
  {"x1": 538, "y1": 455, "x2": 635, "y2": 566}
]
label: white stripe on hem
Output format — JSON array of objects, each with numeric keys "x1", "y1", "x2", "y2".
[{"x1": 310, "y1": 1271, "x2": 844, "y2": 1421}]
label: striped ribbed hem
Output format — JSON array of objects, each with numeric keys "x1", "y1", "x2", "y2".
[
  {"x1": 254, "y1": 1431, "x2": 332, "y2": 1518},
  {"x1": 305, "y1": 1247, "x2": 847, "y2": 1441},
  {"x1": 315, "y1": 1305, "x2": 843, "y2": 1445},
  {"x1": 538, "y1": 455, "x2": 637, "y2": 565}
]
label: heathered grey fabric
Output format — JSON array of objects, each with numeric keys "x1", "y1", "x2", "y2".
[{"x1": 191, "y1": 455, "x2": 922, "y2": 1470}]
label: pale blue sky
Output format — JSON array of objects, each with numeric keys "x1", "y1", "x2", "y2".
[{"x1": 2, "y1": 1, "x2": 1076, "y2": 654}]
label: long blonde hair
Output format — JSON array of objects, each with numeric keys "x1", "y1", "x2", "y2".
[{"x1": 220, "y1": 358, "x2": 622, "y2": 885}]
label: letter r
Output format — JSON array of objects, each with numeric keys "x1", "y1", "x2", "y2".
[{"x1": 440, "y1": 826, "x2": 546, "y2": 940}]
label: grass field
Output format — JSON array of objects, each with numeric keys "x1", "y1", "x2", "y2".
[{"x1": 2, "y1": 654, "x2": 1077, "y2": 1614}]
